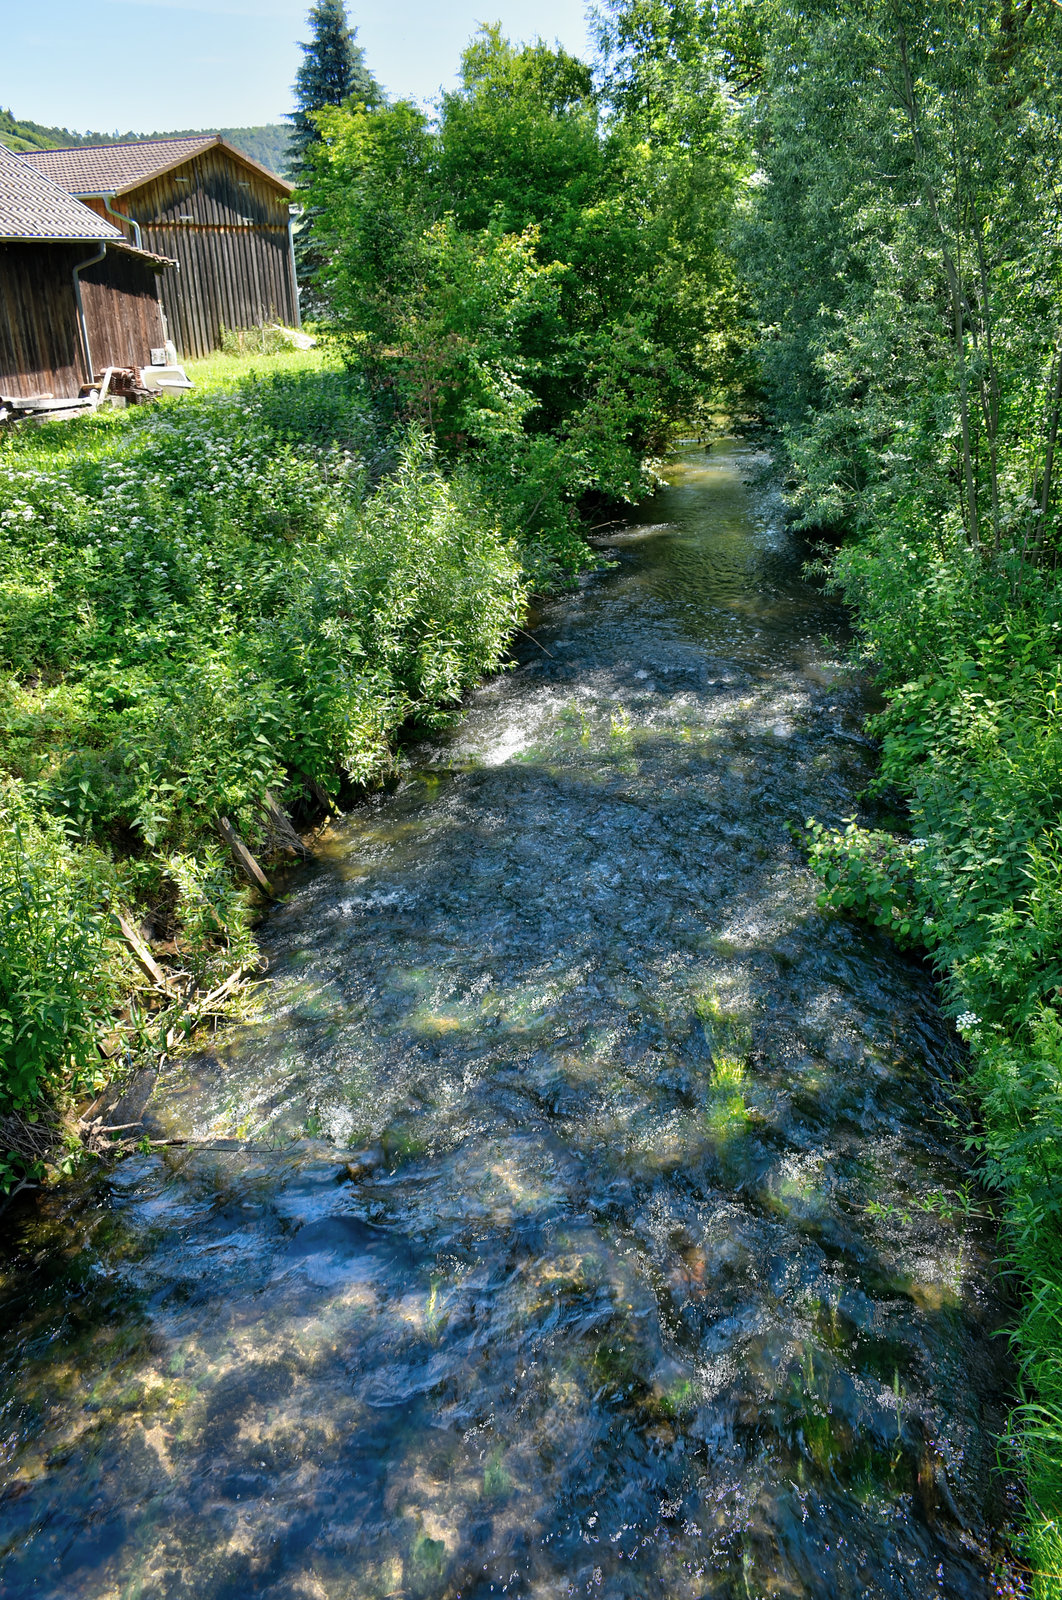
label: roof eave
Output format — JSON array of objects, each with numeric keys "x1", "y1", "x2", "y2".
[
  {"x1": 107, "y1": 238, "x2": 178, "y2": 269},
  {"x1": 0, "y1": 232, "x2": 116, "y2": 244}
]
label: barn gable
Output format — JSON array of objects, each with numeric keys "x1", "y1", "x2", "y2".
[{"x1": 22, "y1": 138, "x2": 299, "y2": 359}]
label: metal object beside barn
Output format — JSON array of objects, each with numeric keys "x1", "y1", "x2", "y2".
[{"x1": 138, "y1": 363, "x2": 193, "y2": 393}]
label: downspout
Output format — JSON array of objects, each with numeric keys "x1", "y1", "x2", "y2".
[
  {"x1": 102, "y1": 197, "x2": 142, "y2": 250},
  {"x1": 287, "y1": 210, "x2": 302, "y2": 327},
  {"x1": 72, "y1": 243, "x2": 107, "y2": 386},
  {"x1": 155, "y1": 280, "x2": 171, "y2": 347}
]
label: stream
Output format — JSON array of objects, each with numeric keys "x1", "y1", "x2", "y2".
[{"x1": 0, "y1": 445, "x2": 1012, "y2": 1598}]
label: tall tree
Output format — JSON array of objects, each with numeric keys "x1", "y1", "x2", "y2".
[
  {"x1": 289, "y1": 0, "x2": 381, "y2": 308},
  {"x1": 742, "y1": 0, "x2": 1062, "y2": 569},
  {"x1": 288, "y1": 1, "x2": 380, "y2": 182}
]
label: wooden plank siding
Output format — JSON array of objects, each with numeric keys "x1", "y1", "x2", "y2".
[
  {"x1": 121, "y1": 147, "x2": 297, "y2": 359},
  {"x1": 81, "y1": 250, "x2": 167, "y2": 372},
  {"x1": 0, "y1": 242, "x2": 85, "y2": 398},
  {"x1": 1, "y1": 242, "x2": 170, "y2": 400}
]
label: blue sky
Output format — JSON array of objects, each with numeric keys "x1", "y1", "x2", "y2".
[{"x1": 1, "y1": 0, "x2": 595, "y2": 135}]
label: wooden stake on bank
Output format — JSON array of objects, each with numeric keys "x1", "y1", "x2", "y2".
[
  {"x1": 117, "y1": 912, "x2": 173, "y2": 992},
  {"x1": 218, "y1": 816, "x2": 275, "y2": 897}
]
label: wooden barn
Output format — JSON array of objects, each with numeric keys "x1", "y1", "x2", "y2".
[
  {"x1": 0, "y1": 143, "x2": 174, "y2": 403},
  {"x1": 22, "y1": 137, "x2": 299, "y2": 360}
]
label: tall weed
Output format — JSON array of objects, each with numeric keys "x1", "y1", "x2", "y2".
[{"x1": 0, "y1": 785, "x2": 116, "y2": 1122}]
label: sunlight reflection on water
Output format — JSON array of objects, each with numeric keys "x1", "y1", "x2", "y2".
[{"x1": 0, "y1": 445, "x2": 1011, "y2": 1600}]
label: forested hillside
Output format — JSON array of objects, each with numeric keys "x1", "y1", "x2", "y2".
[{"x1": 0, "y1": 107, "x2": 291, "y2": 174}]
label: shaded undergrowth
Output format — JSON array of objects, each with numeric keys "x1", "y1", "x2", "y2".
[{"x1": 803, "y1": 548, "x2": 1062, "y2": 1590}]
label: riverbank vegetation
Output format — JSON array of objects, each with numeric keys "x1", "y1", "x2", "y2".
[
  {"x1": 729, "y1": 0, "x2": 1062, "y2": 1583},
  {"x1": 0, "y1": 378, "x2": 525, "y2": 1180}
]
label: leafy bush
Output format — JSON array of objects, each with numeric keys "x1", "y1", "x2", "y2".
[
  {"x1": 804, "y1": 817, "x2": 926, "y2": 947},
  {"x1": 0, "y1": 784, "x2": 116, "y2": 1118},
  {"x1": 0, "y1": 369, "x2": 528, "y2": 1176},
  {"x1": 165, "y1": 847, "x2": 258, "y2": 990}
]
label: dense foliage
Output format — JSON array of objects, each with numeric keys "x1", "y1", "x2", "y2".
[
  {"x1": 300, "y1": 14, "x2": 750, "y2": 580},
  {"x1": 287, "y1": 0, "x2": 380, "y2": 181},
  {"x1": 731, "y1": 0, "x2": 1062, "y2": 1583},
  {"x1": 0, "y1": 371, "x2": 525, "y2": 1180}
]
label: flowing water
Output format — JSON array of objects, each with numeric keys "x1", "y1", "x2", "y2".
[{"x1": 0, "y1": 446, "x2": 1012, "y2": 1599}]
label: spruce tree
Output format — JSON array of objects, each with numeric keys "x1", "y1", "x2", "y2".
[
  {"x1": 288, "y1": 1, "x2": 380, "y2": 310},
  {"x1": 288, "y1": 1, "x2": 380, "y2": 181}
]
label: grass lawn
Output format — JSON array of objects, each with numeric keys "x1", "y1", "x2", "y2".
[{"x1": 183, "y1": 342, "x2": 342, "y2": 392}]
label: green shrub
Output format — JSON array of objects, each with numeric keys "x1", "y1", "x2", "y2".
[
  {"x1": 0, "y1": 784, "x2": 116, "y2": 1116},
  {"x1": 804, "y1": 817, "x2": 927, "y2": 947},
  {"x1": 0, "y1": 369, "x2": 530, "y2": 1178},
  {"x1": 165, "y1": 847, "x2": 258, "y2": 990},
  {"x1": 0, "y1": 379, "x2": 524, "y2": 847}
]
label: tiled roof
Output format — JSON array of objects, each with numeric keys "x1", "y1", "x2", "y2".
[
  {"x1": 22, "y1": 136, "x2": 292, "y2": 196},
  {"x1": 22, "y1": 136, "x2": 217, "y2": 195},
  {"x1": 0, "y1": 143, "x2": 122, "y2": 242}
]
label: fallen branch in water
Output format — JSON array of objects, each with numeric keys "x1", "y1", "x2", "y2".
[
  {"x1": 116, "y1": 912, "x2": 174, "y2": 993},
  {"x1": 514, "y1": 627, "x2": 555, "y2": 658},
  {"x1": 73, "y1": 959, "x2": 260, "y2": 1165},
  {"x1": 162, "y1": 963, "x2": 254, "y2": 1049},
  {"x1": 0, "y1": 1173, "x2": 40, "y2": 1217},
  {"x1": 143, "y1": 1138, "x2": 287, "y2": 1151},
  {"x1": 261, "y1": 789, "x2": 311, "y2": 857}
]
